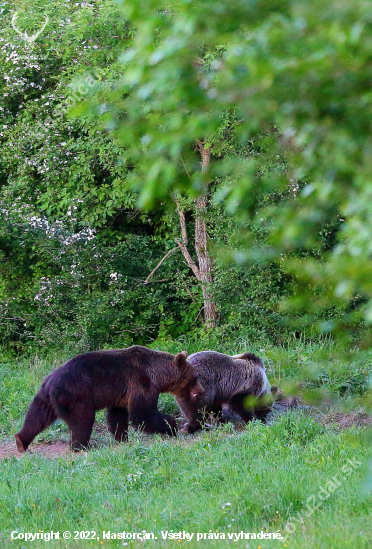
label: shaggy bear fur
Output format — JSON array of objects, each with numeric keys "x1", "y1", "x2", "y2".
[
  {"x1": 15, "y1": 346, "x2": 204, "y2": 452},
  {"x1": 176, "y1": 351, "x2": 276, "y2": 433}
]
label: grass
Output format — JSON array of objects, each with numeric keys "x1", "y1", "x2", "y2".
[{"x1": 0, "y1": 340, "x2": 372, "y2": 548}]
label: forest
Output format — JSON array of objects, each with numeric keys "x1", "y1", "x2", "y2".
[
  {"x1": 0, "y1": 1, "x2": 372, "y2": 548},
  {"x1": 0, "y1": 0, "x2": 360, "y2": 352}
]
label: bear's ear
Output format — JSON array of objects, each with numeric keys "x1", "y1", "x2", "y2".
[
  {"x1": 271, "y1": 385, "x2": 278, "y2": 396},
  {"x1": 175, "y1": 352, "x2": 188, "y2": 369},
  {"x1": 181, "y1": 350, "x2": 188, "y2": 358}
]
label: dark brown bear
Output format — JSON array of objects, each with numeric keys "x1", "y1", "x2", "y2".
[
  {"x1": 15, "y1": 346, "x2": 204, "y2": 452},
  {"x1": 176, "y1": 351, "x2": 276, "y2": 433}
]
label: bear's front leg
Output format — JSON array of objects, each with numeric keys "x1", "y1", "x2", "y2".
[
  {"x1": 128, "y1": 392, "x2": 177, "y2": 436},
  {"x1": 175, "y1": 395, "x2": 204, "y2": 433},
  {"x1": 254, "y1": 405, "x2": 272, "y2": 423},
  {"x1": 229, "y1": 393, "x2": 255, "y2": 423},
  {"x1": 15, "y1": 392, "x2": 57, "y2": 453}
]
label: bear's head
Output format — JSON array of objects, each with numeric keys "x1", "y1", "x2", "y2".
[{"x1": 173, "y1": 351, "x2": 205, "y2": 401}]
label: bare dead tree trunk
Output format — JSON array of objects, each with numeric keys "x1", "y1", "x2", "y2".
[
  {"x1": 194, "y1": 140, "x2": 217, "y2": 328},
  {"x1": 146, "y1": 141, "x2": 217, "y2": 328},
  {"x1": 173, "y1": 141, "x2": 217, "y2": 328}
]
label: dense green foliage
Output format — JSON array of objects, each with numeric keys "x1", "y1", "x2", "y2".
[
  {"x1": 2, "y1": 0, "x2": 370, "y2": 349},
  {"x1": 0, "y1": 0, "x2": 304, "y2": 350},
  {"x1": 85, "y1": 0, "x2": 372, "y2": 342}
]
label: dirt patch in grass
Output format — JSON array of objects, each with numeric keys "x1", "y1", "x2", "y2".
[
  {"x1": 273, "y1": 393, "x2": 372, "y2": 430},
  {"x1": 0, "y1": 440, "x2": 70, "y2": 460},
  {"x1": 321, "y1": 410, "x2": 372, "y2": 429},
  {"x1": 1, "y1": 405, "x2": 370, "y2": 460}
]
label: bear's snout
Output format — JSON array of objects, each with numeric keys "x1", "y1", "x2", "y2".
[{"x1": 190, "y1": 381, "x2": 205, "y2": 401}]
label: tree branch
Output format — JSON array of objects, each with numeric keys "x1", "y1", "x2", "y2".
[
  {"x1": 143, "y1": 278, "x2": 170, "y2": 284},
  {"x1": 143, "y1": 247, "x2": 179, "y2": 284},
  {"x1": 191, "y1": 307, "x2": 204, "y2": 326},
  {"x1": 173, "y1": 198, "x2": 188, "y2": 246},
  {"x1": 173, "y1": 197, "x2": 201, "y2": 281},
  {"x1": 174, "y1": 238, "x2": 201, "y2": 281}
]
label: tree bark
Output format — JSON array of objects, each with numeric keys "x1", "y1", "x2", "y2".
[
  {"x1": 168, "y1": 144, "x2": 217, "y2": 328},
  {"x1": 194, "y1": 140, "x2": 217, "y2": 328},
  {"x1": 174, "y1": 199, "x2": 201, "y2": 282}
]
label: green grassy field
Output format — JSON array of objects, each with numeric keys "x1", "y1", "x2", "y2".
[{"x1": 0, "y1": 341, "x2": 372, "y2": 549}]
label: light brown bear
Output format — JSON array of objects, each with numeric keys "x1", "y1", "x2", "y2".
[
  {"x1": 15, "y1": 346, "x2": 204, "y2": 452},
  {"x1": 176, "y1": 351, "x2": 276, "y2": 433}
]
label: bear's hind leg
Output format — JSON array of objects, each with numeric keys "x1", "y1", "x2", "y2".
[
  {"x1": 107, "y1": 407, "x2": 129, "y2": 442},
  {"x1": 15, "y1": 393, "x2": 57, "y2": 453},
  {"x1": 57, "y1": 402, "x2": 95, "y2": 451},
  {"x1": 134, "y1": 410, "x2": 177, "y2": 436},
  {"x1": 129, "y1": 393, "x2": 177, "y2": 436}
]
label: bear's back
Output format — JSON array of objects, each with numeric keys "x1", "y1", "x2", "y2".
[
  {"x1": 188, "y1": 351, "x2": 236, "y2": 370},
  {"x1": 188, "y1": 350, "x2": 268, "y2": 400},
  {"x1": 47, "y1": 346, "x2": 175, "y2": 392},
  {"x1": 188, "y1": 350, "x2": 263, "y2": 374},
  {"x1": 62, "y1": 346, "x2": 174, "y2": 371}
]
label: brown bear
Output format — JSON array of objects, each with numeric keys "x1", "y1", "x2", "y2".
[
  {"x1": 175, "y1": 351, "x2": 277, "y2": 433},
  {"x1": 15, "y1": 346, "x2": 204, "y2": 452}
]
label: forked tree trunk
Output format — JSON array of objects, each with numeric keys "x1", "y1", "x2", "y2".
[
  {"x1": 194, "y1": 141, "x2": 217, "y2": 328},
  {"x1": 148, "y1": 141, "x2": 218, "y2": 328},
  {"x1": 173, "y1": 141, "x2": 217, "y2": 328}
]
